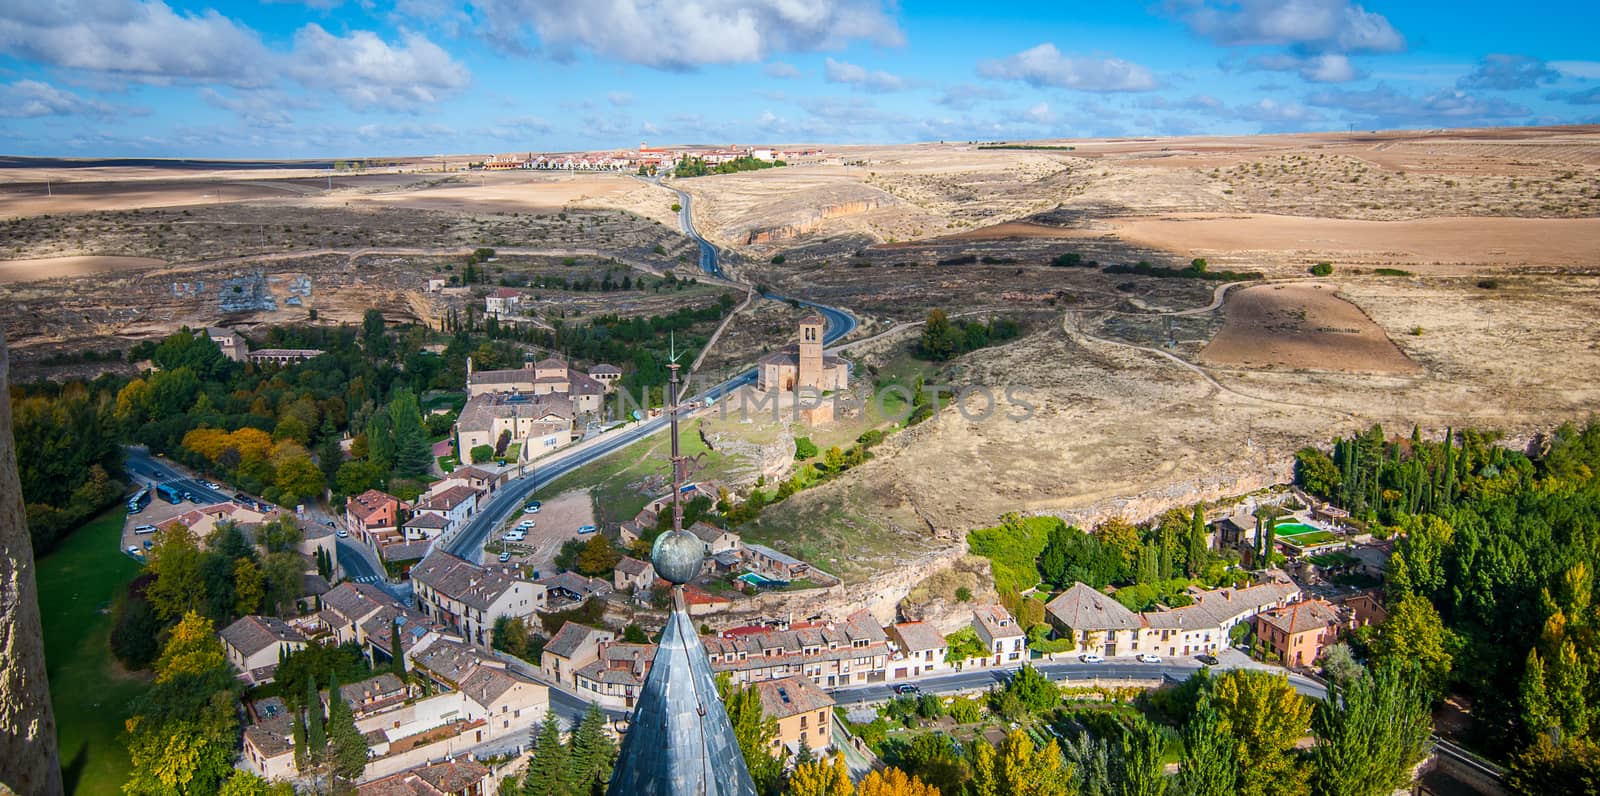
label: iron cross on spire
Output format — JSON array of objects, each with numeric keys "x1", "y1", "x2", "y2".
[{"x1": 666, "y1": 333, "x2": 705, "y2": 534}]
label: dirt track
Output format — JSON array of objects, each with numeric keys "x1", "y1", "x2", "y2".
[{"x1": 1201, "y1": 283, "x2": 1419, "y2": 374}]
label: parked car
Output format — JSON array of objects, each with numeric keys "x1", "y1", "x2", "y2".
[
  {"x1": 522, "y1": 505, "x2": 540, "y2": 514},
  {"x1": 325, "y1": 520, "x2": 336, "y2": 527},
  {"x1": 202, "y1": 480, "x2": 220, "y2": 490},
  {"x1": 1079, "y1": 653, "x2": 1105, "y2": 663},
  {"x1": 233, "y1": 492, "x2": 251, "y2": 503},
  {"x1": 335, "y1": 529, "x2": 349, "y2": 538},
  {"x1": 143, "y1": 540, "x2": 153, "y2": 550},
  {"x1": 503, "y1": 531, "x2": 526, "y2": 542},
  {"x1": 577, "y1": 524, "x2": 597, "y2": 535},
  {"x1": 516, "y1": 520, "x2": 534, "y2": 530},
  {"x1": 1196, "y1": 653, "x2": 1219, "y2": 666},
  {"x1": 126, "y1": 546, "x2": 142, "y2": 556},
  {"x1": 133, "y1": 524, "x2": 158, "y2": 535},
  {"x1": 499, "y1": 551, "x2": 512, "y2": 563},
  {"x1": 1136, "y1": 653, "x2": 1163, "y2": 663},
  {"x1": 893, "y1": 684, "x2": 919, "y2": 695}
]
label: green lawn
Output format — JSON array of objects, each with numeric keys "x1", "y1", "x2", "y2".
[
  {"x1": 36, "y1": 507, "x2": 149, "y2": 795},
  {"x1": 534, "y1": 419, "x2": 733, "y2": 530}
]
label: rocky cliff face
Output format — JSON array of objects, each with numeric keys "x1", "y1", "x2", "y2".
[
  {"x1": 0, "y1": 331, "x2": 64, "y2": 795},
  {"x1": 742, "y1": 199, "x2": 891, "y2": 245}
]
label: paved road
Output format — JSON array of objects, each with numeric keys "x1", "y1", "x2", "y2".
[
  {"x1": 830, "y1": 658, "x2": 1329, "y2": 707},
  {"x1": 444, "y1": 188, "x2": 857, "y2": 561},
  {"x1": 125, "y1": 446, "x2": 236, "y2": 505}
]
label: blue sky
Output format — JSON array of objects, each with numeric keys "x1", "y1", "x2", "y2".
[{"x1": 1, "y1": 0, "x2": 1597, "y2": 157}]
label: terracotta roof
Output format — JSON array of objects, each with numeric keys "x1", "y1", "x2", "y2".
[
  {"x1": 321, "y1": 581, "x2": 395, "y2": 627},
  {"x1": 340, "y1": 672, "x2": 408, "y2": 710},
  {"x1": 347, "y1": 489, "x2": 400, "y2": 523},
  {"x1": 419, "y1": 485, "x2": 480, "y2": 512},
  {"x1": 753, "y1": 676, "x2": 834, "y2": 720},
  {"x1": 220, "y1": 615, "x2": 305, "y2": 657},
  {"x1": 410, "y1": 551, "x2": 530, "y2": 611},
  {"x1": 535, "y1": 357, "x2": 566, "y2": 370},
  {"x1": 1258, "y1": 599, "x2": 1342, "y2": 636},
  {"x1": 357, "y1": 759, "x2": 491, "y2": 796},
  {"x1": 244, "y1": 714, "x2": 295, "y2": 759},
  {"x1": 403, "y1": 513, "x2": 449, "y2": 530},
  {"x1": 410, "y1": 640, "x2": 491, "y2": 686},
  {"x1": 590, "y1": 364, "x2": 622, "y2": 375},
  {"x1": 459, "y1": 665, "x2": 531, "y2": 710},
  {"x1": 1045, "y1": 583, "x2": 1142, "y2": 631},
  {"x1": 973, "y1": 604, "x2": 1022, "y2": 640}
]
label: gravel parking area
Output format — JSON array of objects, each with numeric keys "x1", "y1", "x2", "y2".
[{"x1": 484, "y1": 489, "x2": 596, "y2": 574}]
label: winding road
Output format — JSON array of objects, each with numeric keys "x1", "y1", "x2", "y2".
[{"x1": 442, "y1": 183, "x2": 856, "y2": 562}]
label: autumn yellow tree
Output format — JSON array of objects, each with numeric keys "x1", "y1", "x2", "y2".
[
  {"x1": 155, "y1": 611, "x2": 225, "y2": 684},
  {"x1": 234, "y1": 558, "x2": 265, "y2": 616},
  {"x1": 994, "y1": 729, "x2": 1072, "y2": 796},
  {"x1": 789, "y1": 752, "x2": 854, "y2": 796},
  {"x1": 857, "y1": 766, "x2": 940, "y2": 796},
  {"x1": 1212, "y1": 668, "x2": 1311, "y2": 796}
]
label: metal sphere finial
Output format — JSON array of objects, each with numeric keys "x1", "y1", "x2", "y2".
[{"x1": 652, "y1": 529, "x2": 704, "y2": 585}]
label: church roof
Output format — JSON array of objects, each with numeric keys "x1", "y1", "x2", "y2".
[{"x1": 607, "y1": 595, "x2": 758, "y2": 796}]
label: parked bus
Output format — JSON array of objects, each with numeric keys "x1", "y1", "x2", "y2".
[
  {"x1": 156, "y1": 483, "x2": 184, "y2": 505},
  {"x1": 127, "y1": 487, "x2": 151, "y2": 514}
]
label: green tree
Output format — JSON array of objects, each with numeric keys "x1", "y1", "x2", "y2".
[
  {"x1": 274, "y1": 452, "x2": 325, "y2": 504},
  {"x1": 788, "y1": 752, "x2": 854, "y2": 796},
  {"x1": 921, "y1": 309, "x2": 957, "y2": 361},
  {"x1": 1506, "y1": 737, "x2": 1600, "y2": 796},
  {"x1": 155, "y1": 611, "x2": 225, "y2": 684},
  {"x1": 146, "y1": 525, "x2": 206, "y2": 621},
  {"x1": 305, "y1": 677, "x2": 325, "y2": 759},
  {"x1": 326, "y1": 671, "x2": 368, "y2": 784},
  {"x1": 470, "y1": 444, "x2": 495, "y2": 465},
  {"x1": 574, "y1": 534, "x2": 622, "y2": 576},
  {"x1": 1174, "y1": 690, "x2": 1236, "y2": 796},
  {"x1": 993, "y1": 729, "x2": 1072, "y2": 796},
  {"x1": 388, "y1": 390, "x2": 432, "y2": 476},
  {"x1": 335, "y1": 457, "x2": 386, "y2": 496},
  {"x1": 233, "y1": 558, "x2": 265, "y2": 617},
  {"x1": 719, "y1": 676, "x2": 782, "y2": 794},
  {"x1": 1212, "y1": 668, "x2": 1312, "y2": 796},
  {"x1": 794, "y1": 437, "x2": 819, "y2": 460},
  {"x1": 1310, "y1": 665, "x2": 1433, "y2": 796},
  {"x1": 1294, "y1": 447, "x2": 1342, "y2": 498},
  {"x1": 1118, "y1": 715, "x2": 1169, "y2": 796},
  {"x1": 523, "y1": 713, "x2": 575, "y2": 796},
  {"x1": 1372, "y1": 593, "x2": 1455, "y2": 696},
  {"x1": 568, "y1": 704, "x2": 617, "y2": 795}
]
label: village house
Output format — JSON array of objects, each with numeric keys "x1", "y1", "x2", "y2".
[
  {"x1": 202, "y1": 327, "x2": 250, "y2": 362},
  {"x1": 1044, "y1": 583, "x2": 1145, "y2": 657},
  {"x1": 536, "y1": 570, "x2": 613, "y2": 607},
  {"x1": 411, "y1": 484, "x2": 482, "y2": 536},
  {"x1": 407, "y1": 639, "x2": 499, "y2": 692},
  {"x1": 410, "y1": 551, "x2": 546, "y2": 647},
  {"x1": 890, "y1": 622, "x2": 949, "y2": 679},
  {"x1": 353, "y1": 664, "x2": 547, "y2": 777},
  {"x1": 484, "y1": 287, "x2": 522, "y2": 318},
  {"x1": 1256, "y1": 599, "x2": 1346, "y2": 667},
  {"x1": 614, "y1": 556, "x2": 656, "y2": 592},
  {"x1": 687, "y1": 520, "x2": 741, "y2": 557},
  {"x1": 356, "y1": 759, "x2": 493, "y2": 796},
  {"x1": 971, "y1": 605, "x2": 1027, "y2": 667},
  {"x1": 346, "y1": 489, "x2": 405, "y2": 548},
  {"x1": 435, "y1": 465, "x2": 503, "y2": 495},
  {"x1": 542, "y1": 622, "x2": 615, "y2": 688},
  {"x1": 464, "y1": 356, "x2": 609, "y2": 413},
  {"x1": 158, "y1": 501, "x2": 274, "y2": 543},
  {"x1": 703, "y1": 610, "x2": 891, "y2": 688},
  {"x1": 573, "y1": 640, "x2": 655, "y2": 707},
  {"x1": 358, "y1": 606, "x2": 447, "y2": 669},
  {"x1": 241, "y1": 713, "x2": 296, "y2": 781},
  {"x1": 588, "y1": 363, "x2": 622, "y2": 390},
  {"x1": 753, "y1": 676, "x2": 836, "y2": 757},
  {"x1": 339, "y1": 672, "x2": 414, "y2": 720},
  {"x1": 219, "y1": 615, "x2": 307, "y2": 685},
  {"x1": 319, "y1": 581, "x2": 415, "y2": 646},
  {"x1": 635, "y1": 483, "x2": 723, "y2": 529},
  {"x1": 743, "y1": 543, "x2": 810, "y2": 582},
  {"x1": 454, "y1": 391, "x2": 576, "y2": 465}
]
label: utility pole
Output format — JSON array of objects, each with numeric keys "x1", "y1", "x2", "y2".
[{"x1": 44, "y1": 175, "x2": 51, "y2": 198}]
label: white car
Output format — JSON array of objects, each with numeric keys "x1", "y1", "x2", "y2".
[
  {"x1": 133, "y1": 524, "x2": 158, "y2": 535},
  {"x1": 335, "y1": 528, "x2": 349, "y2": 538},
  {"x1": 126, "y1": 546, "x2": 142, "y2": 556},
  {"x1": 522, "y1": 505, "x2": 540, "y2": 514},
  {"x1": 516, "y1": 520, "x2": 534, "y2": 530},
  {"x1": 1079, "y1": 653, "x2": 1105, "y2": 663},
  {"x1": 503, "y1": 531, "x2": 526, "y2": 542},
  {"x1": 1136, "y1": 653, "x2": 1163, "y2": 664}
]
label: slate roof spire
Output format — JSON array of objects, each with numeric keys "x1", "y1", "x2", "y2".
[{"x1": 606, "y1": 361, "x2": 758, "y2": 796}]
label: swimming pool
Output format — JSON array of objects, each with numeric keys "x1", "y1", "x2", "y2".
[{"x1": 738, "y1": 572, "x2": 788, "y2": 588}]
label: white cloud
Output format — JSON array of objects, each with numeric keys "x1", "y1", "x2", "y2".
[
  {"x1": 287, "y1": 25, "x2": 469, "y2": 111},
  {"x1": 1248, "y1": 53, "x2": 1359, "y2": 82},
  {"x1": 1018, "y1": 102, "x2": 1056, "y2": 124},
  {"x1": 198, "y1": 87, "x2": 312, "y2": 127},
  {"x1": 764, "y1": 62, "x2": 801, "y2": 78},
  {"x1": 607, "y1": 91, "x2": 634, "y2": 106},
  {"x1": 1179, "y1": 0, "x2": 1404, "y2": 54},
  {"x1": 823, "y1": 57, "x2": 905, "y2": 92},
  {"x1": 471, "y1": 0, "x2": 903, "y2": 69},
  {"x1": 978, "y1": 44, "x2": 1157, "y2": 92},
  {"x1": 0, "y1": 0, "x2": 275, "y2": 87},
  {"x1": 0, "y1": 80, "x2": 117, "y2": 118}
]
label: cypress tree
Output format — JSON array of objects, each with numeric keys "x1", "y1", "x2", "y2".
[
  {"x1": 327, "y1": 673, "x2": 368, "y2": 784},
  {"x1": 568, "y1": 704, "x2": 616, "y2": 795},
  {"x1": 389, "y1": 618, "x2": 406, "y2": 677},
  {"x1": 306, "y1": 676, "x2": 325, "y2": 752},
  {"x1": 1174, "y1": 691, "x2": 1236, "y2": 796}
]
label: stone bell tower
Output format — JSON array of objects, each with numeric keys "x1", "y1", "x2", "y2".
[{"x1": 796, "y1": 314, "x2": 824, "y2": 391}]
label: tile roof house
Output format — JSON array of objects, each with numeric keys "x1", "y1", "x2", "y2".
[
  {"x1": 537, "y1": 571, "x2": 613, "y2": 606},
  {"x1": 890, "y1": 621, "x2": 949, "y2": 679},
  {"x1": 409, "y1": 639, "x2": 500, "y2": 691},
  {"x1": 743, "y1": 542, "x2": 809, "y2": 582},
  {"x1": 241, "y1": 713, "x2": 296, "y2": 781},
  {"x1": 703, "y1": 610, "x2": 891, "y2": 689},
  {"x1": 410, "y1": 551, "x2": 546, "y2": 647},
  {"x1": 346, "y1": 489, "x2": 404, "y2": 547},
  {"x1": 753, "y1": 676, "x2": 836, "y2": 756},
  {"x1": 541, "y1": 622, "x2": 615, "y2": 687},
  {"x1": 340, "y1": 672, "x2": 413, "y2": 719},
  {"x1": 1045, "y1": 583, "x2": 1143, "y2": 657},
  {"x1": 613, "y1": 556, "x2": 656, "y2": 591},
  {"x1": 220, "y1": 615, "x2": 307, "y2": 685},
  {"x1": 971, "y1": 605, "x2": 1027, "y2": 667},
  {"x1": 1256, "y1": 598, "x2": 1346, "y2": 667},
  {"x1": 573, "y1": 641, "x2": 656, "y2": 707},
  {"x1": 357, "y1": 759, "x2": 493, "y2": 796},
  {"x1": 412, "y1": 485, "x2": 482, "y2": 536}
]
